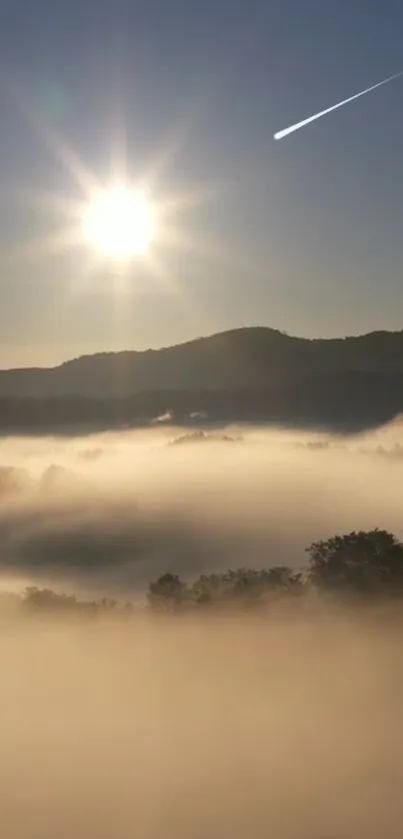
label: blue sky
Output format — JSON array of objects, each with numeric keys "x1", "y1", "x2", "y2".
[{"x1": 1, "y1": 0, "x2": 403, "y2": 366}]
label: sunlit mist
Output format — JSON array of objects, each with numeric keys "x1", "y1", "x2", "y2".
[
  {"x1": 2, "y1": 605, "x2": 403, "y2": 839},
  {"x1": 2, "y1": 423, "x2": 403, "y2": 837},
  {"x1": 2, "y1": 419, "x2": 403, "y2": 595}
]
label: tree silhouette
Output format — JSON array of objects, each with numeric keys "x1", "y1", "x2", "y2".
[
  {"x1": 147, "y1": 566, "x2": 303, "y2": 611},
  {"x1": 307, "y1": 528, "x2": 403, "y2": 596},
  {"x1": 147, "y1": 573, "x2": 188, "y2": 612},
  {"x1": 189, "y1": 567, "x2": 302, "y2": 606},
  {"x1": 23, "y1": 586, "x2": 77, "y2": 610},
  {"x1": 3, "y1": 527, "x2": 403, "y2": 621}
]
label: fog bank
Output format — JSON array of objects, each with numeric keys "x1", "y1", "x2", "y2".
[
  {"x1": 1, "y1": 611, "x2": 403, "y2": 838},
  {"x1": 1, "y1": 419, "x2": 403, "y2": 594}
]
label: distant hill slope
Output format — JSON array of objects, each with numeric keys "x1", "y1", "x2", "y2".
[
  {"x1": 1, "y1": 327, "x2": 403, "y2": 431},
  {"x1": 2, "y1": 327, "x2": 403, "y2": 398}
]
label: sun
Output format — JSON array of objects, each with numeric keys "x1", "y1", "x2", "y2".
[{"x1": 82, "y1": 184, "x2": 156, "y2": 260}]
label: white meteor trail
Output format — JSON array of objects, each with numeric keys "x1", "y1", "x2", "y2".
[{"x1": 274, "y1": 71, "x2": 403, "y2": 140}]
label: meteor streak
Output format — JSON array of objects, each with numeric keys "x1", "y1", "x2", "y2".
[{"x1": 274, "y1": 71, "x2": 403, "y2": 140}]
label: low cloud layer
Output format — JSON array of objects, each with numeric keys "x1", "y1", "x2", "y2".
[
  {"x1": 1, "y1": 419, "x2": 403, "y2": 595},
  {"x1": 2, "y1": 612, "x2": 403, "y2": 838},
  {"x1": 3, "y1": 421, "x2": 403, "y2": 836}
]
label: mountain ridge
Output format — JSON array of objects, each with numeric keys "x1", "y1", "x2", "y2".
[
  {"x1": 1, "y1": 326, "x2": 403, "y2": 430},
  {"x1": 4, "y1": 326, "x2": 403, "y2": 374}
]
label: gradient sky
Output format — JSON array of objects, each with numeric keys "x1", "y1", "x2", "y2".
[{"x1": 1, "y1": 0, "x2": 403, "y2": 367}]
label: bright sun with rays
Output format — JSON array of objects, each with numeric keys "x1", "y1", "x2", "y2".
[
  {"x1": 11, "y1": 104, "x2": 219, "y2": 294},
  {"x1": 82, "y1": 184, "x2": 157, "y2": 261}
]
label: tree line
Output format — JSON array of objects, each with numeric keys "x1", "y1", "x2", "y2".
[{"x1": 2, "y1": 528, "x2": 403, "y2": 616}]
